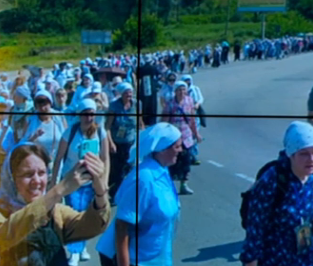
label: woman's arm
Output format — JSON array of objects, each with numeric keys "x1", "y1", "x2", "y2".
[
  {"x1": 105, "y1": 115, "x2": 116, "y2": 153},
  {"x1": 115, "y1": 219, "x2": 130, "y2": 266},
  {"x1": 51, "y1": 138, "x2": 68, "y2": 187},
  {"x1": 100, "y1": 137, "x2": 110, "y2": 186}
]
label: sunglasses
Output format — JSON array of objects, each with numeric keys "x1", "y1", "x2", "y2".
[
  {"x1": 168, "y1": 79, "x2": 176, "y2": 82},
  {"x1": 35, "y1": 99, "x2": 50, "y2": 106}
]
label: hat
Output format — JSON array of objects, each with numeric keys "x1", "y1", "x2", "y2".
[
  {"x1": 15, "y1": 85, "x2": 31, "y2": 100},
  {"x1": 116, "y1": 82, "x2": 133, "y2": 95},
  {"x1": 112, "y1": 76, "x2": 123, "y2": 85},
  {"x1": 284, "y1": 121, "x2": 313, "y2": 157},
  {"x1": 34, "y1": 90, "x2": 53, "y2": 105},
  {"x1": 83, "y1": 73, "x2": 94, "y2": 83},
  {"x1": 91, "y1": 82, "x2": 102, "y2": 94},
  {"x1": 144, "y1": 54, "x2": 153, "y2": 63},
  {"x1": 44, "y1": 76, "x2": 54, "y2": 83},
  {"x1": 77, "y1": 98, "x2": 97, "y2": 113},
  {"x1": 174, "y1": 81, "x2": 188, "y2": 91}
]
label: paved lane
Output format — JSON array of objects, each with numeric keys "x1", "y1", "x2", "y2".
[{"x1": 77, "y1": 53, "x2": 313, "y2": 266}]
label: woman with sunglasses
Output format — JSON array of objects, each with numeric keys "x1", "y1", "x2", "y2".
[
  {"x1": 52, "y1": 98, "x2": 109, "y2": 266},
  {"x1": 159, "y1": 72, "x2": 177, "y2": 110},
  {"x1": 21, "y1": 90, "x2": 67, "y2": 189}
]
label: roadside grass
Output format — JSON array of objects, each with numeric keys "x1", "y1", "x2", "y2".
[{"x1": 0, "y1": 22, "x2": 262, "y2": 71}]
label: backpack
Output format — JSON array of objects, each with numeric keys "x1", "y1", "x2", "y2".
[
  {"x1": 63, "y1": 122, "x2": 102, "y2": 164},
  {"x1": 240, "y1": 160, "x2": 289, "y2": 230}
]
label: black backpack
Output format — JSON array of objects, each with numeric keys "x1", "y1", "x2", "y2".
[
  {"x1": 63, "y1": 122, "x2": 102, "y2": 164},
  {"x1": 240, "y1": 160, "x2": 289, "y2": 230}
]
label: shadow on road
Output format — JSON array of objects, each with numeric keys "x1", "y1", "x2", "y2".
[{"x1": 182, "y1": 240, "x2": 243, "y2": 263}]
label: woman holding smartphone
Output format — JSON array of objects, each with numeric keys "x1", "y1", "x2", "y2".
[{"x1": 52, "y1": 98, "x2": 109, "y2": 266}]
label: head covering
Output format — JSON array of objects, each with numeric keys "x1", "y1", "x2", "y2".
[
  {"x1": 83, "y1": 73, "x2": 94, "y2": 83},
  {"x1": 128, "y1": 122, "x2": 182, "y2": 164},
  {"x1": 0, "y1": 142, "x2": 42, "y2": 214},
  {"x1": 15, "y1": 85, "x2": 31, "y2": 100},
  {"x1": 144, "y1": 54, "x2": 153, "y2": 63},
  {"x1": 174, "y1": 81, "x2": 188, "y2": 91},
  {"x1": 112, "y1": 76, "x2": 123, "y2": 85},
  {"x1": 77, "y1": 98, "x2": 97, "y2": 113},
  {"x1": 91, "y1": 81, "x2": 102, "y2": 94},
  {"x1": 116, "y1": 82, "x2": 133, "y2": 95},
  {"x1": 34, "y1": 90, "x2": 53, "y2": 105},
  {"x1": 181, "y1": 74, "x2": 193, "y2": 84},
  {"x1": 284, "y1": 121, "x2": 313, "y2": 157}
]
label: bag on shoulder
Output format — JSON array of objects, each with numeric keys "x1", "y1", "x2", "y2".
[{"x1": 240, "y1": 160, "x2": 289, "y2": 230}]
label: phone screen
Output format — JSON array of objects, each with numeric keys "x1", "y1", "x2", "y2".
[{"x1": 79, "y1": 139, "x2": 99, "y2": 159}]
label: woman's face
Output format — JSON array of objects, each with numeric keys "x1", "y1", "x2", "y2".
[
  {"x1": 167, "y1": 75, "x2": 176, "y2": 85},
  {"x1": 291, "y1": 147, "x2": 313, "y2": 178},
  {"x1": 13, "y1": 94, "x2": 25, "y2": 105},
  {"x1": 122, "y1": 89, "x2": 133, "y2": 102},
  {"x1": 56, "y1": 90, "x2": 67, "y2": 105},
  {"x1": 175, "y1": 86, "x2": 187, "y2": 100},
  {"x1": 35, "y1": 96, "x2": 51, "y2": 113},
  {"x1": 80, "y1": 109, "x2": 95, "y2": 126},
  {"x1": 83, "y1": 77, "x2": 92, "y2": 87},
  {"x1": 159, "y1": 139, "x2": 183, "y2": 166},
  {"x1": 14, "y1": 154, "x2": 48, "y2": 204}
]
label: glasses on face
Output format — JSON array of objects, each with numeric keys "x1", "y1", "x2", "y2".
[
  {"x1": 35, "y1": 98, "x2": 50, "y2": 106},
  {"x1": 168, "y1": 79, "x2": 176, "y2": 82}
]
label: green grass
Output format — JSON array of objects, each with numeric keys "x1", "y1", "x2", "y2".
[{"x1": 0, "y1": 22, "x2": 262, "y2": 71}]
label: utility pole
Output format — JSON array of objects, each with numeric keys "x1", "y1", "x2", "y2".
[
  {"x1": 224, "y1": 0, "x2": 231, "y2": 37},
  {"x1": 261, "y1": 13, "x2": 266, "y2": 39}
]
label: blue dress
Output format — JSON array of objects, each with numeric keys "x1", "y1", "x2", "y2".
[{"x1": 240, "y1": 151, "x2": 313, "y2": 265}]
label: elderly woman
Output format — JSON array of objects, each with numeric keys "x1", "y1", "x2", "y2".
[
  {"x1": 8, "y1": 85, "x2": 33, "y2": 143},
  {"x1": 97, "y1": 122, "x2": 181, "y2": 266},
  {"x1": 105, "y1": 82, "x2": 145, "y2": 200},
  {"x1": 241, "y1": 121, "x2": 313, "y2": 266},
  {"x1": 21, "y1": 90, "x2": 67, "y2": 187},
  {"x1": 162, "y1": 81, "x2": 202, "y2": 195},
  {"x1": 52, "y1": 98, "x2": 109, "y2": 266},
  {"x1": 0, "y1": 142, "x2": 110, "y2": 266}
]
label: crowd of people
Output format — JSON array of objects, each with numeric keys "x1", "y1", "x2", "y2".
[{"x1": 0, "y1": 33, "x2": 312, "y2": 266}]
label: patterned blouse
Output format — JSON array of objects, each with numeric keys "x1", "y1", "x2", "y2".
[
  {"x1": 163, "y1": 96, "x2": 195, "y2": 149},
  {"x1": 240, "y1": 151, "x2": 313, "y2": 266}
]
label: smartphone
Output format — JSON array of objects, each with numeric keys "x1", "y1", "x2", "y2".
[{"x1": 79, "y1": 139, "x2": 99, "y2": 159}]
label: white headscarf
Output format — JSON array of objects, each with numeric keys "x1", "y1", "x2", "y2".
[
  {"x1": 174, "y1": 81, "x2": 188, "y2": 91},
  {"x1": 128, "y1": 122, "x2": 182, "y2": 164},
  {"x1": 116, "y1": 82, "x2": 133, "y2": 95},
  {"x1": 284, "y1": 121, "x2": 313, "y2": 157},
  {"x1": 0, "y1": 142, "x2": 41, "y2": 214},
  {"x1": 77, "y1": 98, "x2": 97, "y2": 113}
]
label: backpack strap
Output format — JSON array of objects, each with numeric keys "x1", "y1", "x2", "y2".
[{"x1": 63, "y1": 122, "x2": 80, "y2": 164}]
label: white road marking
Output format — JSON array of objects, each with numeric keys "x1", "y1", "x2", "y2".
[
  {"x1": 207, "y1": 160, "x2": 224, "y2": 168},
  {"x1": 235, "y1": 173, "x2": 254, "y2": 183}
]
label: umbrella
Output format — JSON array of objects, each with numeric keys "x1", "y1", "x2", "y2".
[{"x1": 94, "y1": 67, "x2": 127, "y2": 81}]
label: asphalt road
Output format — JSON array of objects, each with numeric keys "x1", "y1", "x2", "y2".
[{"x1": 7, "y1": 53, "x2": 313, "y2": 265}]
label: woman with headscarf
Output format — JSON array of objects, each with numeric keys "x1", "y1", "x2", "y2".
[
  {"x1": 9, "y1": 75, "x2": 27, "y2": 99},
  {"x1": 52, "y1": 98, "x2": 109, "y2": 266},
  {"x1": 162, "y1": 81, "x2": 202, "y2": 195},
  {"x1": 181, "y1": 75, "x2": 204, "y2": 165},
  {"x1": 240, "y1": 121, "x2": 313, "y2": 266},
  {"x1": 0, "y1": 96, "x2": 14, "y2": 177},
  {"x1": 8, "y1": 85, "x2": 34, "y2": 143},
  {"x1": 159, "y1": 72, "x2": 177, "y2": 110},
  {"x1": 97, "y1": 122, "x2": 181, "y2": 266},
  {"x1": 84, "y1": 81, "x2": 109, "y2": 128},
  {"x1": 0, "y1": 142, "x2": 111, "y2": 266},
  {"x1": 70, "y1": 74, "x2": 94, "y2": 108},
  {"x1": 21, "y1": 90, "x2": 67, "y2": 188},
  {"x1": 105, "y1": 82, "x2": 145, "y2": 201}
]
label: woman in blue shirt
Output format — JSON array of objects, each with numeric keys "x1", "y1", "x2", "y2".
[
  {"x1": 96, "y1": 122, "x2": 181, "y2": 266},
  {"x1": 241, "y1": 121, "x2": 313, "y2": 266}
]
